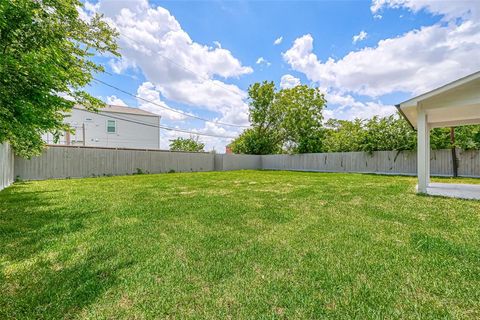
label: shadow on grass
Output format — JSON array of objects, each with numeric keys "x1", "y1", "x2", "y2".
[
  {"x1": 0, "y1": 184, "x2": 89, "y2": 263},
  {"x1": 0, "y1": 184, "x2": 134, "y2": 319},
  {"x1": 1, "y1": 246, "x2": 135, "y2": 319},
  {"x1": 410, "y1": 232, "x2": 480, "y2": 267}
]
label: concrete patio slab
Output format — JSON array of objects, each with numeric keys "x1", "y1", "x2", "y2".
[{"x1": 423, "y1": 183, "x2": 480, "y2": 200}]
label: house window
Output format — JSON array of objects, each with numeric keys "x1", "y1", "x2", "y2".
[{"x1": 106, "y1": 120, "x2": 116, "y2": 133}]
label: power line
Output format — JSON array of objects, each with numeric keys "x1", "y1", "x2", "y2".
[
  {"x1": 119, "y1": 33, "x2": 248, "y2": 101},
  {"x1": 88, "y1": 109, "x2": 236, "y2": 139},
  {"x1": 93, "y1": 77, "x2": 250, "y2": 128}
]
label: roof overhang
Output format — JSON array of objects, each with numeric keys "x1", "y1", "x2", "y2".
[{"x1": 397, "y1": 71, "x2": 480, "y2": 129}]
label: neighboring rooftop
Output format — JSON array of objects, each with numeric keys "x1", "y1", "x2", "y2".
[{"x1": 74, "y1": 104, "x2": 160, "y2": 117}]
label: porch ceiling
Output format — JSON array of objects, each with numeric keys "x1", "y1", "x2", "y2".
[{"x1": 397, "y1": 71, "x2": 480, "y2": 129}]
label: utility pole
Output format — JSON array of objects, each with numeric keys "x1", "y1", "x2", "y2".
[
  {"x1": 65, "y1": 131, "x2": 71, "y2": 146},
  {"x1": 450, "y1": 127, "x2": 458, "y2": 177},
  {"x1": 82, "y1": 123, "x2": 86, "y2": 146}
]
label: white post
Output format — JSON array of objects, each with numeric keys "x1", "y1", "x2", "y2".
[
  {"x1": 426, "y1": 122, "x2": 430, "y2": 186},
  {"x1": 417, "y1": 107, "x2": 430, "y2": 193}
]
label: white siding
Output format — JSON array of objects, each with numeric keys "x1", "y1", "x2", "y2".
[{"x1": 44, "y1": 108, "x2": 161, "y2": 149}]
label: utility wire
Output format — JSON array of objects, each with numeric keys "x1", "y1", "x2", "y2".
[
  {"x1": 89, "y1": 109, "x2": 236, "y2": 139},
  {"x1": 93, "y1": 78, "x2": 250, "y2": 128},
  {"x1": 119, "y1": 33, "x2": 248, "y2": 101}
]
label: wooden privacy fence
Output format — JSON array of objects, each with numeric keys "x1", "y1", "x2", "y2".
[
  {"x1": 0, "y1": 143, "x2": 14, "y2": 190},
  {"x1": 263, "y1": 149, "x2": 480, "y2": 177},
  {"x1": 1, "y1": 145, "x2": 479, "y2": 184},
  {"x1": 13, "y1": 145, "x2": 262, "y2": 181}
]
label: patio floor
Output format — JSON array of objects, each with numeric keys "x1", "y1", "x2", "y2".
[{"x1": 424, "y1": 182, "x2": 480, "y2": 200}]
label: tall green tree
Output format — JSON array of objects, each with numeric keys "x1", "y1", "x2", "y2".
[
  {"x1": 170, "y1": 136, "x2": 205, "y2": 152},
  {"x1": 230, "y1": 82, "x2": 326, "y2": 154},
  {"x1": 231, "y1": 81, "x2": 284, "y2": 155},
  {"x1": 277, "y1": 85, "x2": 326, "y2": 153},
  {"x1": 0, "y1": 0, "x2": 119, "y2": 157}
]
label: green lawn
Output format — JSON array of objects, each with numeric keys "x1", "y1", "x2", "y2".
[{"x1": 0, "y1": 171, "x2": 479, "y2": 319}]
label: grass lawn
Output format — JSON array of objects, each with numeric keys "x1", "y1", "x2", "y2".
[{"x1": 0, "y1": 171, "x2": 479, "y2": 319}]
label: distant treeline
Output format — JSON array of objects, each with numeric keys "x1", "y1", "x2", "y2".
[
  {"x1": 323, "y1": 115, "x2": 480, "y2": 153},
  {"x1": 228, "y1": 81, "x2": 480, "y2": 155}
]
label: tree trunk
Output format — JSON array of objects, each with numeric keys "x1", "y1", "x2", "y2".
[{"x1": 450, "y1": 127, "x2": 458, "y2": 177}]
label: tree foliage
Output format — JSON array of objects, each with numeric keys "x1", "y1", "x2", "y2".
[
  {"x1": 230, "y1": 81, "x2": 326, "y2": 154},
  {"x1": 322, "y1": 119, "x2": 365, "y2": 153},
  {"x1": 169, "y1": 136, "x2": 205, "y2": 152},
  {"x1": 0, "y1": 0, "x2": 119, "y2": 157},
  {"x1": 231, "y1": 82, "x2": 284, "y2": 155},
  {"x1": 232, "y1": 80, "x2": 480, "y2": 155},
  {"x1": 277, "y1": 85, "x2": 326, "y2": 153},
  {"x1": 454, "y1": 125, "x2": 480, "y2": 150},
  {"x1": 324, "y1": 115, "x2": 480, "y2": 153}
]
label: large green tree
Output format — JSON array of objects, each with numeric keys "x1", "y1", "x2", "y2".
[
  {"x1": 230, "y1": 82, "x2": 326, "y2": 154},
  {"x1": 231, "y1": 82, "x2": 284, "y2": 155},
  {"x1": 169, "y1": 136, "x2": 205, "y2": 152},
  {"x1": 0, "y1": 0, "x2": 119, "y2": 157},
  {"x1": 277, "y1": 85, "x2": 326, "y2": 153}
]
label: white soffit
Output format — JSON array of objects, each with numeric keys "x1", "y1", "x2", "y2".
[{"x1": 397, "y1": 71, "x2": 480, "y2": 129}]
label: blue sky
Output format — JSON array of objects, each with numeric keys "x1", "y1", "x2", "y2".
[{"x1": 82, "y1": 0, "x2": 480, "y2": 151}]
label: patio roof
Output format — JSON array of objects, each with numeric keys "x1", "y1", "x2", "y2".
[
  {"x1": 396, "y1": 71, "x2": 480, "y2": 129},
  {"x1": 396, "y1": 71, "x2": 480, "y2": 197}
]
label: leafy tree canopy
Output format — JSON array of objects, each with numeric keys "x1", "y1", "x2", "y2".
[
  {"x1": 0, "y1": 0, "x2": 119, "y2": 157},
  {"x1": 324, "y1": 115, "x2": 480, "y2": 153},
  {"x1": 233, "y1": 87, "x2": 480, "y2": 155},
  {"x1": 169, "y1": 136, "x2": 205, "y2": 152},
  {"x1": 230, "y1": 81, "x2": 326, "y2": 154}
]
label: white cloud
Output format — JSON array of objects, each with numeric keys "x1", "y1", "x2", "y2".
[
  {"x1": 280, "y1": 74, "x2": 301, "y2": 89},
  {"x1": 84, "y1": 0, "x2": 252, "y2": 128},
  {"x1": 136, "y1": 82, "x2": 188, "y2": 121},
  {"x1": 106, "y1": 95, "x2": 127, "y2": 106},
  {"x1": 161, "y1": 122, "x2": 240, "y2": 152},
  {"x1": 274, "y1": 36, "x2": 283, "y2": 45},
  {"x1": 352, "y1": 30, "x2": 368, "y2": 44},
  {"x1": 195, "y1": 122, "x2": 242, "y2": 152},
  {"x1": 256, "y1": 57, "x2": 271, "y2": 67},
  {"x1": 283, "y1": 1, "x2": 480, "y2": 120},
  {"x1": 283, "y1": 19, "x2": 480, "y2": 98},
  {"x1": 373, "y1": 14, "x2": 383, "y2": 19},
  {"x1": 154, "y1": 79, "x2": 249, "y2": 125},
  {"x1": 371, "y1": 0, "x2": 479, "y2": 21},
  {"x1": 325, "y1": 91, "x2": 396, "y2": 120},
  {"x1": 108, "y1": 57, "x2": 136, "y2": 74}
]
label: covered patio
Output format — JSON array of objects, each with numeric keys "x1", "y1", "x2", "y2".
[{"x1": 397, "y1": 71, "x2": 480, "y2": 200}]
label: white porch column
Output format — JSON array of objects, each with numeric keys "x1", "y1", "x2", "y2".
[{"x1": 417, "y1": 107, "x2": 430, "y2": 193}]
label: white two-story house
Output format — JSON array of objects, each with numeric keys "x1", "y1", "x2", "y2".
[{"x1": 44, "y1": 105, "x2": 161, "y2": 149}]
